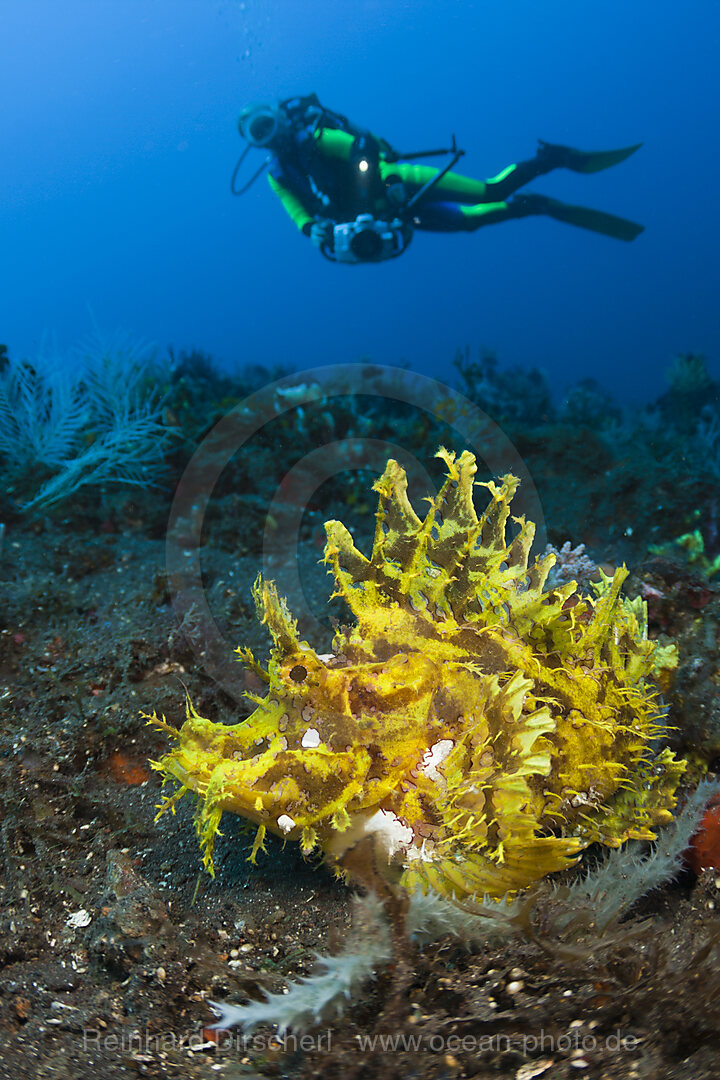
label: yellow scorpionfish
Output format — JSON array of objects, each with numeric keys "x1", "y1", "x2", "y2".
[{"x1": 149, "y1": 449, "x2": 684, "y2": 898}]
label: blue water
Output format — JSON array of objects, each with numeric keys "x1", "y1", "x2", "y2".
[{"x1": 2, "y1": 0, "x2": 718, "y2": 402}]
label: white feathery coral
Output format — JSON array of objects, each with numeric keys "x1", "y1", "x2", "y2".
[
  {"x1": 0, "y1": 331, "x2": 171, "y2": 511},
  {"x1": 209, "y1": 784, "x2": 720, "y2": 1033},
  {"x1": 563, "y1": 777, "x2": 720, "y2": 930},
  {"x1": 209, "y1": 893, "x2": 391, "y2": 1035}
]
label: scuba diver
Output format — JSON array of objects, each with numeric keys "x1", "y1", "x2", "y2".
[{"x1": 232, "y1": 94, "x2": 644, "y2": 264}]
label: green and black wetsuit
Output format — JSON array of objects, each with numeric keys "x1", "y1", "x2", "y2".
[{"x1": 267, "y1": 124, "x2": 644, "y2": 243}]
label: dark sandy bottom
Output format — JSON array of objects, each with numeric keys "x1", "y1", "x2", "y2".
[{"x1": 2, "y1": 484, "x2": 720, "y2": 1080}]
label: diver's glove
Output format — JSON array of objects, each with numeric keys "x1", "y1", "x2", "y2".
[{"x1": 309, "y1": 218, "x2": 334, "y2": 251}]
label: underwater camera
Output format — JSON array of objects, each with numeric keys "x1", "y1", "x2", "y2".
[{"x1": 330, "y1": 214, "x2": 412, "y2": 263}]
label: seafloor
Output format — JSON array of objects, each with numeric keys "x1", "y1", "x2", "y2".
[{"x1": 1, "y1": 349, "x2": 720, "y2": 1080}]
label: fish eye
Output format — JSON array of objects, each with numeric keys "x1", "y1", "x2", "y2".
[{"x1": 289, "y1": 664, "x2": 307, "y2": 683}]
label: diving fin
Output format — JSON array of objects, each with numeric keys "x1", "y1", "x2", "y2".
[
  {"x1": 541, "y1": 195, "x2": 645, "y2": 241},
  {"x1": 538, "y1": 139, "x2": 643, "y2": 174}
]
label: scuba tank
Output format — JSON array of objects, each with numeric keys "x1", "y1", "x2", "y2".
[{"x1": 321, "y1": 133, "x2": 466, "y2": 264}]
